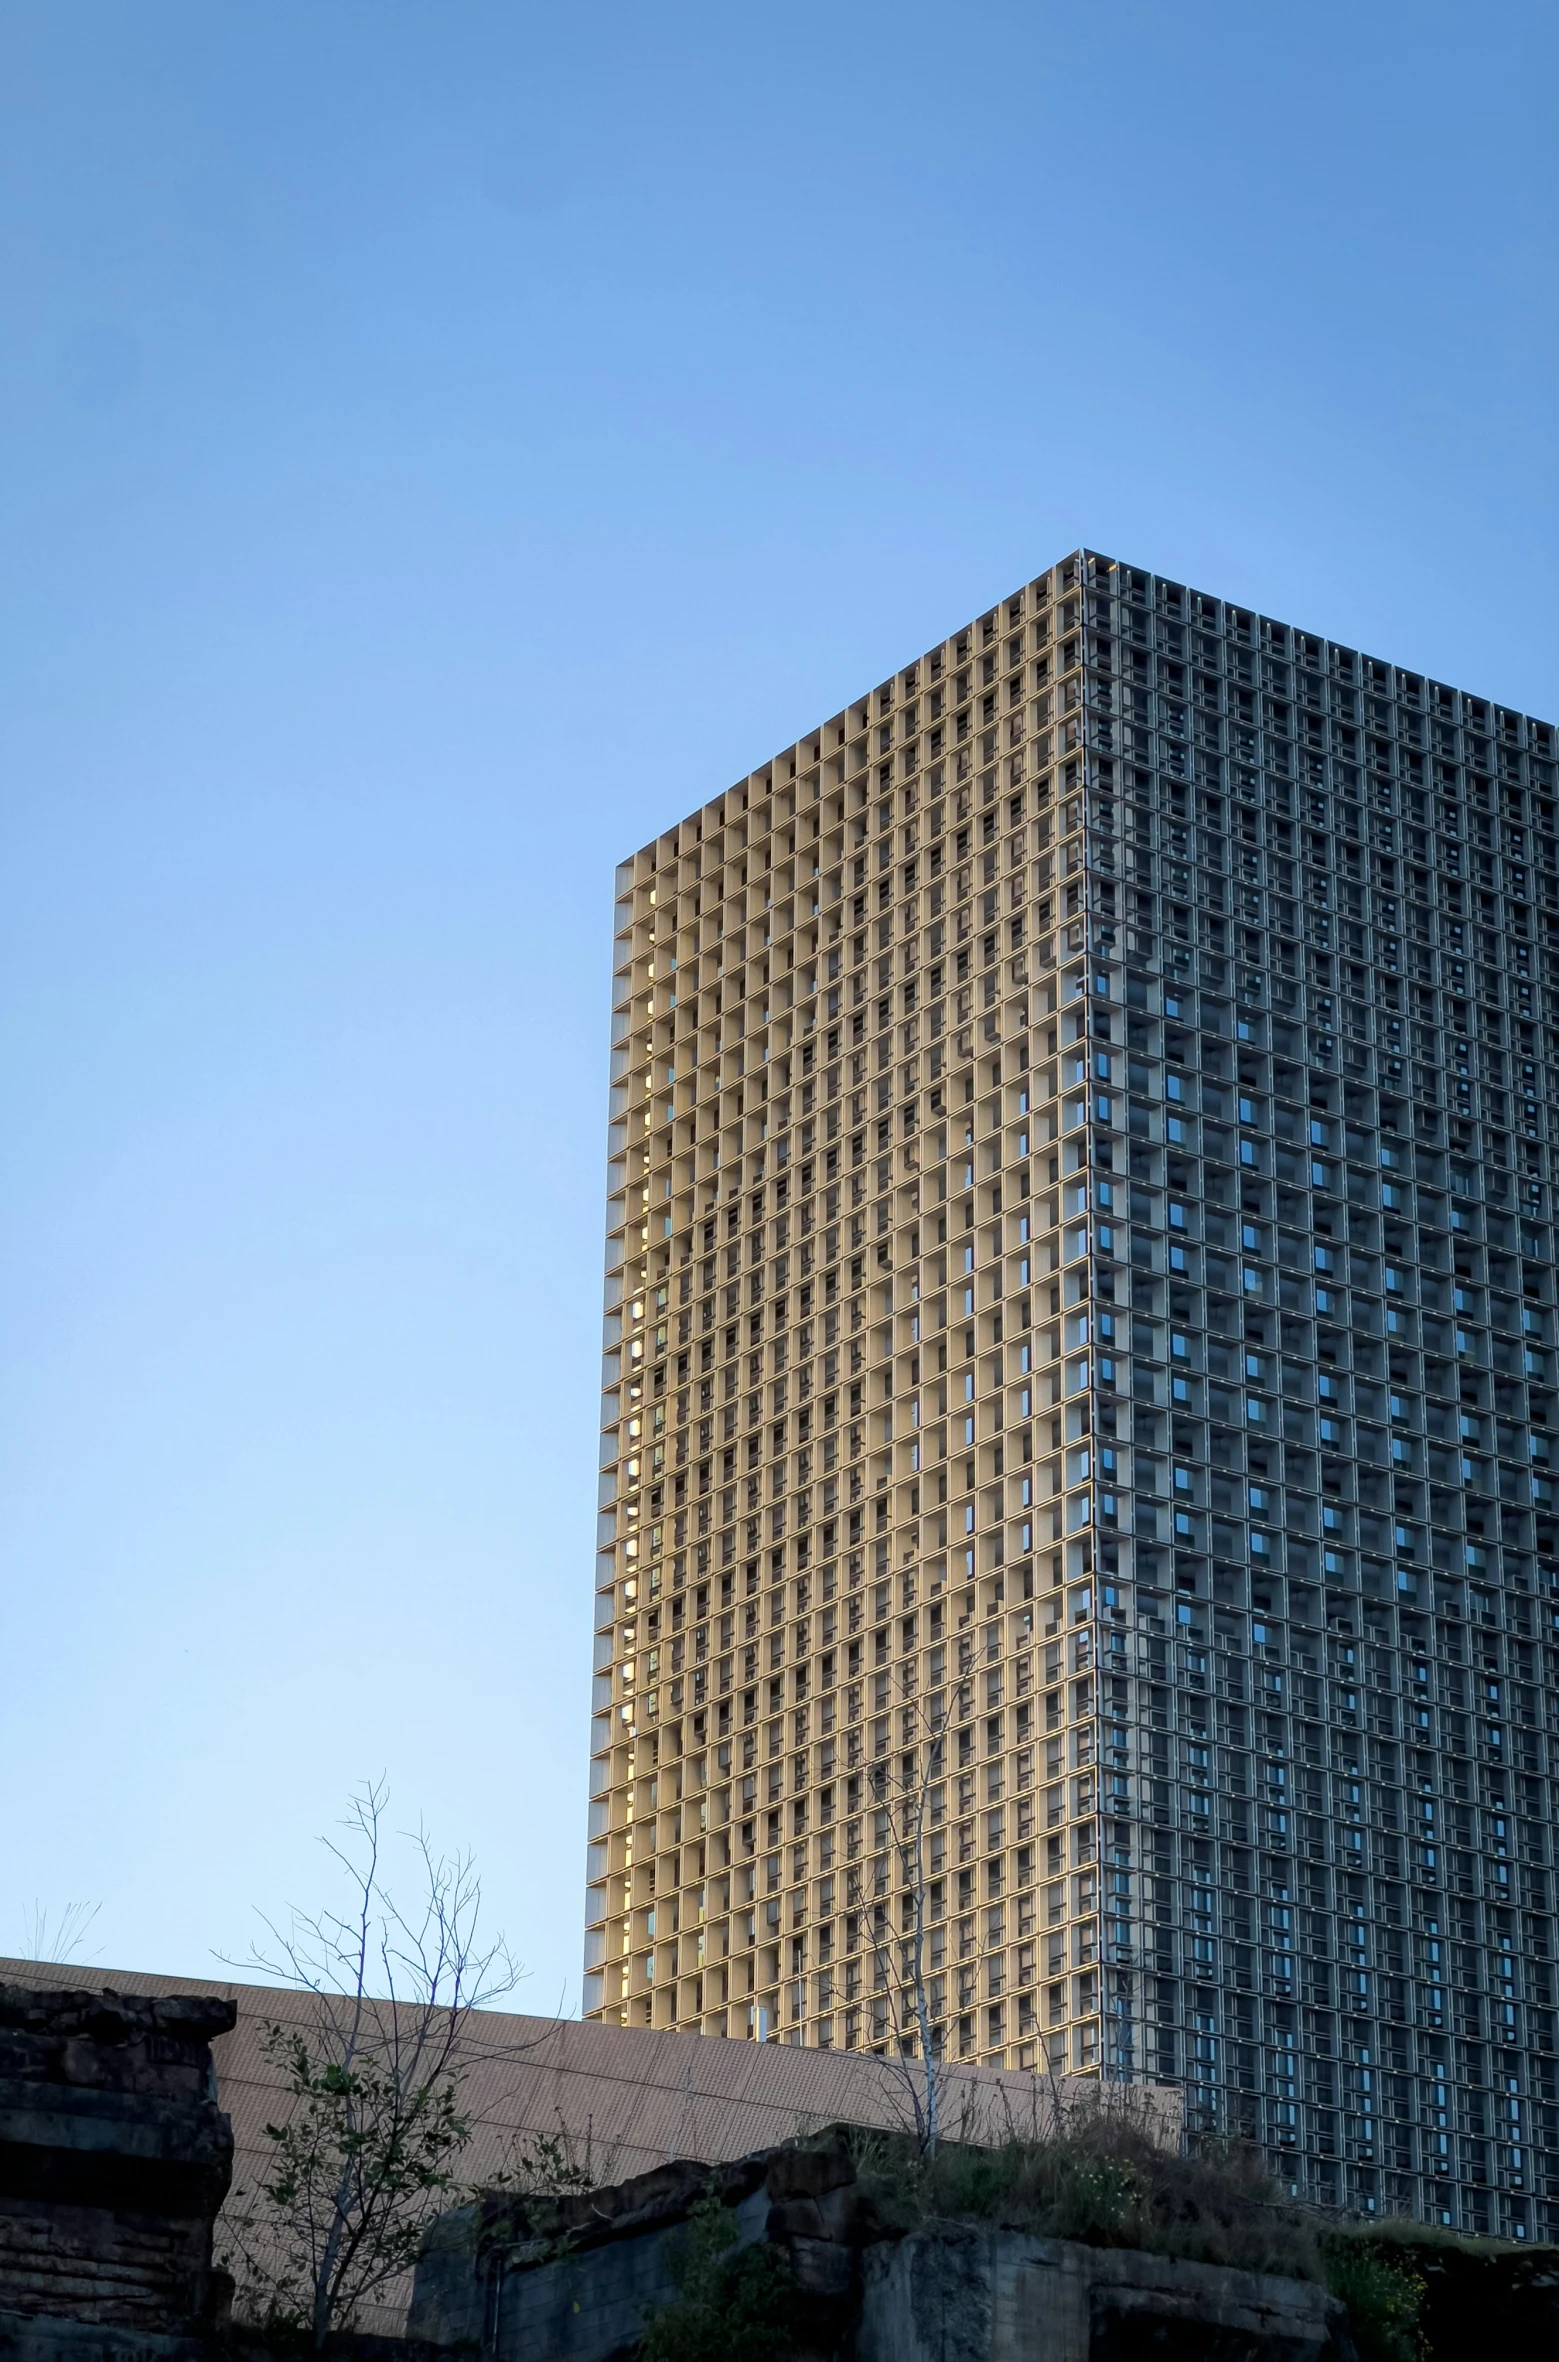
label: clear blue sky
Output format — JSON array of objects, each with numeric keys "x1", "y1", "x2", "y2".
[{"x1": 2, "y1": 1, "x2": 1555, "y2": 2014}]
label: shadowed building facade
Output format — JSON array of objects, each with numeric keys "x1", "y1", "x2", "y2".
[{"x1": 584, "y1": 548, "x2": 1559, "y2": 2241}]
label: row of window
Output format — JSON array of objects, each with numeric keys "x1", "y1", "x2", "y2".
[
  {"x1": 624, "y1": 1020, "x2": 1556, "y2": 1137},
  {"x1": 602, "y1": 1618, "x2": 1559, "y2": 1838},
  {"x1": 862, "y1": 631, "x2": 1550, "y2": 777},
  {"x1": 618, "y1": 775, "x2": 1556, "y2": 1016},
  {"x1": 847, "y1": 548, "x2": 1544, "y2": 737},
  {"x1": 625, "y1": 929, "x2": 1551, "y2": 1116},
  {"x1": 1112, "y1": 854, "x2": 1556, "y2": 921},
  {"x1": 610, "y1": 1767, "x2": 1559, "y2": 1910},
  {"x1": 1102, "y1": 789, "x2": 1559, "y2": 856},
  {"x1": 614, "y1": 1159, "x2": 1557, "y2": 1336},
  {"x1": 614, "y1": 946, "x2": 1552, "y2": 1203},
  {"x1": 605, "y1": 1285, "x2": 1550, "y2": 1551},
  {"x1": 1086, "y1": 651, "x2": 1557, "y2": 754},
  {"x1": 602, "y1": 1555, "x2": 1559, "y2": 1731},
  {"x1": 1100, "y1": 705, "x2": 1553, "y2": 791}
]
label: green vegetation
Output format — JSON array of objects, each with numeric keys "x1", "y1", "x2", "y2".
[
  {"x1": 1320, "y1": 2242, "x2": 1426, "y2": 2362},
  {"x1": 849, "y1": 2110, "x2": 1325, "y2": 2280},
  {"x1": 1325, "y1": 2216, "x2": 1527, "y2": 2264},
  {"x1": 494, "y1": 2112, "x2": 623, "y2": 2198},
  {"x1": 638, "y1": 2191, "x2": 800, "y2": 2362},
  {"x1": 220, "y1": 2021, "x2": 474, "y2": 2342}
]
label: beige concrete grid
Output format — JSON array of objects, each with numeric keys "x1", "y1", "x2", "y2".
[{"x1": 588, "y1": 551, "x2": 1111, "y2": 2072}]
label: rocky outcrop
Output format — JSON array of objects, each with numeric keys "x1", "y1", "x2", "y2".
[
  {"x1": 858, "y1": 2223, "x2": 1348, "y2": 2362},
  {"x1": 410, "y1": 2134, "x2": 862, "y2": 2359},
  {"x1": 0, "y1": 1983, "x2": 236, "y2": 2345},
  {"x1": 408, "y1": 2126, "x2": 1357, "y2": 2361}
]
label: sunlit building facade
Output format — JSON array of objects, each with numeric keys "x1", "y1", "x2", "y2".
[{"x1": 583, "y1": 548, "x2": 1559, "y2": 2238}]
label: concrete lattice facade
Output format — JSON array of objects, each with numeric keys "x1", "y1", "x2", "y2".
[{"x1": 583, "y1": 548, "x2": 1559, "y2": 2241}]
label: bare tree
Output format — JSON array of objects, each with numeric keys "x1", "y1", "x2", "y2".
[
  {"x1": 845, "y1": 1693, "x2": 959, "y2": 2157},
  {"x1": 218, "y1": 1778, "x2": 523, "y2": 2345}
]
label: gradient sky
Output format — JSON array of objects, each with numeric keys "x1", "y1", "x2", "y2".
[{"x1": 2, "y1": 1, "x2": 1555, "y2": 2016}]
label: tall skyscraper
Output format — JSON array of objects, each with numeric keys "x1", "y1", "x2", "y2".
[{"x1": 583, "y1": 549, "x2": 1559, "y2": 2241}]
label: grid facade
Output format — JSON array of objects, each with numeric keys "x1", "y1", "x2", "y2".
[{"x1": 582, "y1": 547, "x2": 1559, "y2": 2240}]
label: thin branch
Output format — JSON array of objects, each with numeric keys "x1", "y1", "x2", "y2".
[{"x1": 214, "y1": 1779, "x2": 529, "y2": 2346}]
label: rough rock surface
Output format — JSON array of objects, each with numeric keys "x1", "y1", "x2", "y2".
[
  {"x1": 409, "y1": 2127, "x2": 1356, "y2": 2362},
  {"x1": 857, "y1": 2223, "x2": 1350, "y2": 2362},
  {"x1": 0, "y1": 1984, "x2": 235, "y2": 2338}
]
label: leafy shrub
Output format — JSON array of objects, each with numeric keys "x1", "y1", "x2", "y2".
[
  {"x1": 639, "y1": 2190, "x2": 800, "y2": 2362},
  {"x1": 1322, "y1": 2243, "x2": 1426, "y2": 2362}
]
